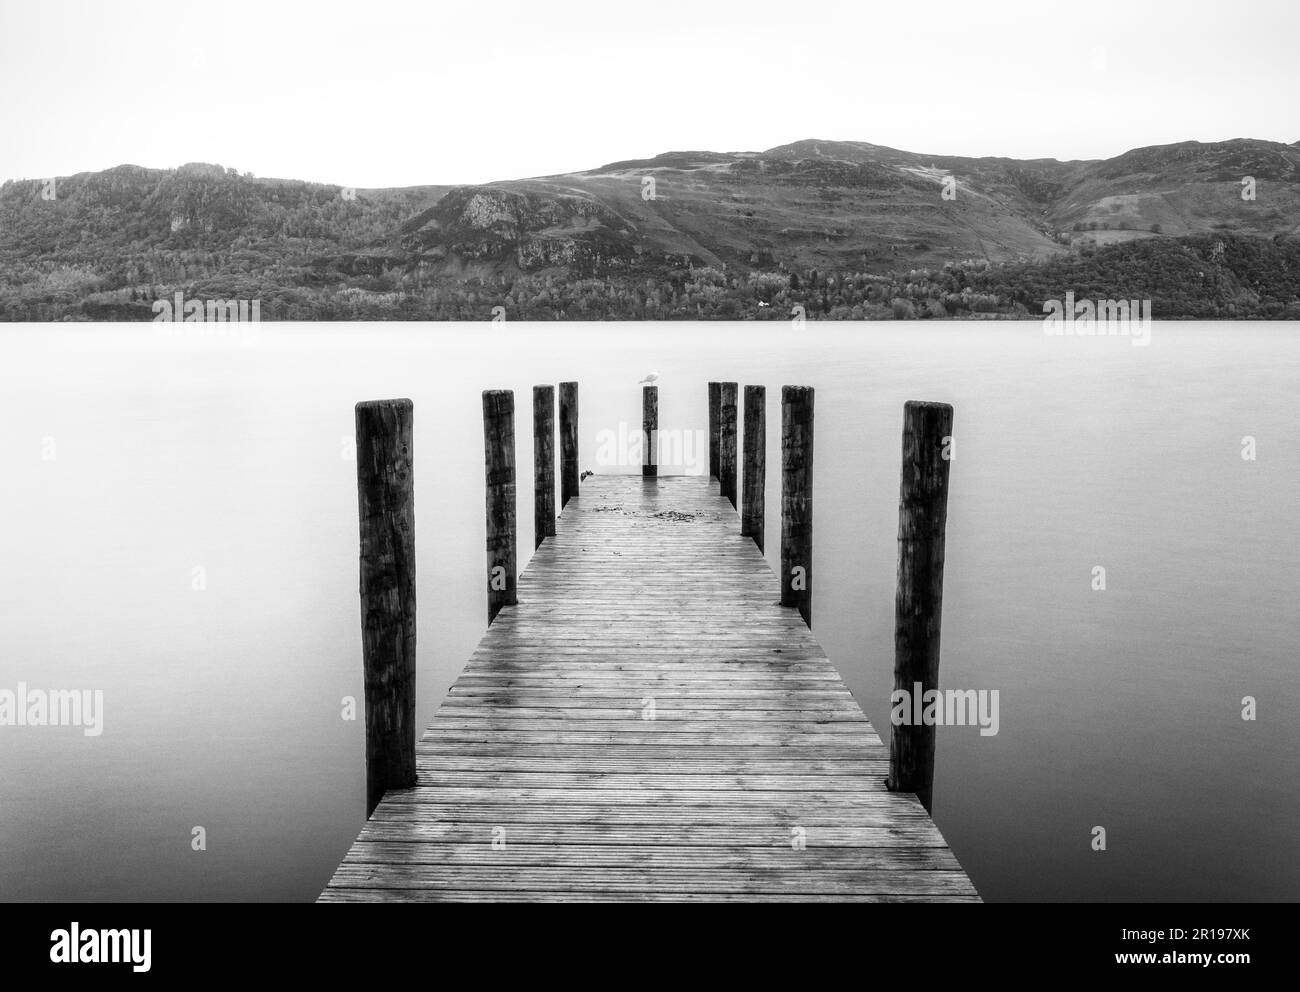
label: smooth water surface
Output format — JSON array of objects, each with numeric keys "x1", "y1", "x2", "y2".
[{"x1": 1, "y1": 321, "x2": 1296, "y2": 902}]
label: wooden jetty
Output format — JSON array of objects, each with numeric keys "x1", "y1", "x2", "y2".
[{"x1": 321, "y1": 385, "x2": 976, "y2": 903}]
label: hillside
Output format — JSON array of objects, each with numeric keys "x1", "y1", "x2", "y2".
[{"x1": 1, "y1": 138, "x2": 1298, "y2": 320}]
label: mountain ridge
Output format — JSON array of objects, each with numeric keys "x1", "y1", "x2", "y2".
[{"x1": 2, "y1": 136, "x2": 1298, "y2": 320}]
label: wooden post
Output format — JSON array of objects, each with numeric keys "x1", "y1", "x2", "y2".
[
  {"x1": 741, "y1": 385, "x2": 765, "y2": 552},
  {"x1": 780, "y1": 386, "x2": 813, "y2": 627},
  {"x1": 355, "y1": 399, "x2": 417, "y2": 818},
  {"x1": 533, "y1": 385, "x2": 555, "y2": 549},
  {"x1": 886, "y1": 401, "x2": 954, "y2": 814},
  {"x1": 559, "y1": 381, "x2": 579, "y2": 507},
  {"x1": 642, "y1": 385, "x2": 658, "y2": 477},
  {"x1": 708, "y1": 381, "x2": 721, "y2": 480},
  {"x1": 483, "y1": 390, "x2": 517, "y2": 625},
  {"x1": 719, "y1": 382, "x2": 738, "y2": 508}
]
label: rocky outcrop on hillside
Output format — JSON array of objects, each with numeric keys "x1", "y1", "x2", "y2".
[{"x1": 399, "y1": 185, "x2": 642, "y2": 273}]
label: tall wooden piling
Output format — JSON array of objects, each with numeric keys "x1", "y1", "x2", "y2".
[
  {"x1": 483, "y1": 390, "x2": 517, "y2": 625},
  {"x1": 741, "y1": 385, "x2": 766, "y2": 552},
  {"x1": 355, "y1": 398, "x2": 417, "y2": 818},
  {"x1": 559, "y1": 381, "x2": 579, "y2": 507},
  {"x1": 533, "y1": 385, "x2": 555, "y2": 549},
  {"x1": 780, "y1": 386, "x2": 813, "y2": 627},
  {"x1": 642, "y1": 385, "x2": 658, "y2": 477},
  {"x1": 708, "y1": 382, "x2": 721, "y2": 480},
  {"x1": 886, "y1": 400, "x2": 954, "y2": 814},
  {"x1": 719, "y1": 382, "x2": 738, "y2": 508}
]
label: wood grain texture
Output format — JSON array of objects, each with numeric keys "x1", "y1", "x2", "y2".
[
  {"x1": 780, "y1": 386, "x2": 813, "y2": 627},
  {"x1": 483, "y1": 390, "x2": 517, "y2": 625},
  {"x1": 708, "y1": 381, "x2": 721, "y2": 480},
  {"x1": 642, "y1": 385, "x2": 657, "y2": 477},
  {"x1": 533, "y1": 385, "x2": 555, "y2": 550},
  {"x1": 741, "y1": 385, "x2": 765, "y2": 553},
  {"x1": 887, "y1": 401, "x2": 953, "y2": 813},
  {"x1": 559, "y1": 381, "x2": 579, "y2": 508},
  {"x1": 354, "y1": 399, "x2": 417, "y2": 817},
  {"x1": 323, "y1": 474, "x2": 976, "y2": 902},
  {"x1": 719, "y1": 382, "x2": 738, "y2": 508}
]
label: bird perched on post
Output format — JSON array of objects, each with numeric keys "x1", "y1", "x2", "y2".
[{"x1": 639, "y1": 372, "x2": 659, "y2": 386}]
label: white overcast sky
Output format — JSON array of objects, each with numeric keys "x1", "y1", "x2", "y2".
[{"x1": 1, "y1": 0, "x2": 1296, "y2": 187}]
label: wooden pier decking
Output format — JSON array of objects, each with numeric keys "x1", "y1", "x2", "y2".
[{"x1": 320, "y1": 474, "x2": 978, "y2": 902}]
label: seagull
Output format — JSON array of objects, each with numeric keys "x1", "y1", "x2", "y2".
[{"x1": 639, "y1": 371, "x2": 660, "y2": 385}]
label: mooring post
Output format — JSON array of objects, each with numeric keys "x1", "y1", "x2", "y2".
[
  {"x1": 354, "y1": 399, "x2": 417, "y2": 818},
  {"x1": 719, "y1": 381, "x2": 738, "y2": 508},
  {"x1": 780, "y1": 386, "x2": 813, "y2": 627},
  {"x1": 886, "y1": 400, "x2": 954, "y2": 814},
  {"x1": 741, "y1": 385, "x2": 766, "y2": 552},
  {"x1": 708, "y1": 381, "x2": 721, "y2": 480},
  {"x1": 559, "y1": 381, "x2": 579, "y2": 507},
  {"x1": 643, "y1": 385, "x2": 658, "y2": 477},
  {"x1": 533, "y1": 385, "x2": 555, "y2": 549},
  {"x1": 483, "y1": 390, "x2": 517, "y2": 625}
]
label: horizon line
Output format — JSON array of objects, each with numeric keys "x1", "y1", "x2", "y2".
[{"x1": 3, "y1": 134, "x2": 1296, "y2": 191}]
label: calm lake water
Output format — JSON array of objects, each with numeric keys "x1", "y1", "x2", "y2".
[{"x1": 1, "y1": 321, "x2": 1296, "y2": 902}]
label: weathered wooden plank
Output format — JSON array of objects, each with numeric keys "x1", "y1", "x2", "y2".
[
  {"x1": 320, "y1": 889, "x2": 981, "y2": 903},
  {"x1": 380, "y1": 787, "x2": 907, "y2": 806},
  {"x1": 434, "y1": 705, "x2": 868, "y2": 721},
  {"x1": 441, "y1": 686, "x2": 857, "y2": 702},
  {"x1": 326, "y1": 864, "x2": 978, "y2": 896},
  {"x1": 366, "y1": 803, "x2": 937, "y2": 826},
  {"x1": 413, "y1": 771, "x2": 889, "y2": 792},
  {"x1": 421, "y1": 729, "x2": 879, "y2": 742},
  {"x1": 413, "y1": 755, "x2": 890, "y2": 775},
  {"x1": 342, "y1": 843, "x2": 962, "y2": 870},
  {"x1": 355, "y1": 825, "x2": 949, "y2": 849},
  {"x1": 415, "y1": 748, "x2": 887, "y2": 762}
]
